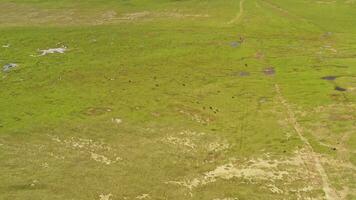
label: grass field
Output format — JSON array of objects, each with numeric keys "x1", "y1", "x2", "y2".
[{"x1": 0, "y1": 0, "x2": 355, "y2": 199}]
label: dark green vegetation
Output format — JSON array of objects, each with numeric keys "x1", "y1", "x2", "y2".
[{"x1": 0, "y1": 0, "x2": 355, "y2": 199}]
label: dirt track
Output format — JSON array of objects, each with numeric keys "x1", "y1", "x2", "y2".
[
  {"x1": 228, "y1": 0, "x2": 245, "y2": 24},
  {"x1": 275, "y1": 84, "x2": 339, "y2": 200}
]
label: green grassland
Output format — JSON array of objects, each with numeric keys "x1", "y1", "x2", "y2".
[{"x1": 0, "y1": 0, "x2": 355, "y2": 199}]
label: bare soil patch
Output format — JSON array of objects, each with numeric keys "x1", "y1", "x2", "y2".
[
  {"x1": 83, "y1": 107, "x2": 112, "y2": 116},
  {"x1": 263, "y1": 67, "x2": 275, "y2": 76}
]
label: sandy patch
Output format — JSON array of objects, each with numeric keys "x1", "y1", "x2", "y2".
[
  {"x1": 112, "y1": 118, "x2": 122, "y2": 125},
  {"x1": 163, "y1": 130, "x2": 230, "y2": 153},
  {"x1": 117, "y1": 11, "x2": 209, "y2": 21},
  {"x1": 266, "y1": 184, "x2": 284, "y2": 194},
  {"x1": 102, "y1": 11, "x2": 117, "y2": 20},
  {"x1": 207, "y1": 141, "x2": 230, "y2": 152},
  {"x1": 178, "y1": 130, "x2": 206, "y2": 137},
  {"x1": 118, "y1": 11, "x2": 150, "y2": 20},
  {"x1": 30, "y1": 180, "x2": 39, "y2": 187},
  {"x1": 99, "y1": 193, "x2": 112, "y2": 200},
  {"x1": 91, "y1": 152, "x2": 121, "y2": 165},
  {"x1": 51, "y1": 136, "x2": 121, "y2": 165},
  {"x1": 136, "y1": 194, "x2": 150, "y2": 199},
  {"x1": 158, "y1": 12, "x2": 209, "y2": 18},
  {"x1": 163, "y1": 136, "x2": 196, "y2": 150},
  {"x1": 178, "y1": 108, "x2": 213, "y2": 124},
  {"x1": 167, "y1": 148, "x2": 324, "y2": 198}
]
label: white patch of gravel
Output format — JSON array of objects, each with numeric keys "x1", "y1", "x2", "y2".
[
  {"x1": 50, "y1": 136, "x2": 121, "y2": 165},
  {"x1": 136, "y1": 194, "x2": 150, "y2": 199},
  {"x1": 112, "y1": 118, "x2": 122, "y2": 125},
  {"x1": 167, "y1": 148, "x2": 321, "y2": 198},
  {"x1": 39, "y1": 47, "x2": 66, "y2": 56},
  {"x1": 178, "y1": 130, "x2": 206, "y2": 136},
  {"x1": 99, "y1": 193, "x2": 112, "y2": 200},
  {"x1": 163, "y1": 136, "x2": 196, "y2": 150},
  {"x1": 207, "y1": 141, "x2": 230, "y2": 152}
]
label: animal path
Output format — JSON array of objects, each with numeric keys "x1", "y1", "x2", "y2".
[
  {"x1": 275, "y1": 84, "x2": 338, "y2": 200},
  {"x1": 260, "y1": 0, "x2": 323, "y2": 31},
  {"x1": 228, "y1": 0, "x2": 245, "y2": 24}
]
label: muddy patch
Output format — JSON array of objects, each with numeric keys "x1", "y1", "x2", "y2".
[
  {"x1": 230, "y1": 41, "x2": 240, "y2": 48},
  {"x1": 233, "y1": 71, "x2": 250, "y2": 77},
  {"x1": 263, "y1": 67, "x2": 275, "y2": 76},
  {"x1": 322, "y1": 76, "x2": 337, "y2": 81},
  {"x1": 335, "y1": 86, "x2": 347, "y2": 92}
]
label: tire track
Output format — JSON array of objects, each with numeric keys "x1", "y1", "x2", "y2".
[
  {"x1": 260, "y1": 0, "x2": 324, "y2": 31},
  {"x1": 275, "y1": 84, "x2": 338, "y2": 200},
  {"x1": 228, "y1": 0, "x2": 245, "y2": 24}
]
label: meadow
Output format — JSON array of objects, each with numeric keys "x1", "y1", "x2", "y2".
[{"x1": 0, "y1": 0, "x2": 355, "y2": 199}]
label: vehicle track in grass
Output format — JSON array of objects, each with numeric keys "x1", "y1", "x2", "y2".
[
  {"x1": 228, "y1": 0, "x2": 245, "y2": 24},
  {"x1": 259, "y1": 0, "x2": 324, "y2": 31},
  {"x1": 275, "y1": 84, "x2": 338, "y2": 200}
]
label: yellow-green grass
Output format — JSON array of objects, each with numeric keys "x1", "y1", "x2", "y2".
[{"x1": 0, "y1": 0, "x2": 355, "y2": 199}]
